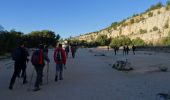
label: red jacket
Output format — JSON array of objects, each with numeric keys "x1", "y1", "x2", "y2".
[{"x1": 53, "y1": 47, "x2": 67, "y2": 64}]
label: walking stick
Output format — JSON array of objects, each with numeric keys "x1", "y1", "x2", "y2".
[{"x1": 47, "y1": 63, "x2": 49, "y2": 84}]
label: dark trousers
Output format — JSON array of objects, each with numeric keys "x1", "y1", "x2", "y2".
[
  {"x1": 56, "y1": 64, "x2": 63, "y2": 79},
  {"x1": 72, "y1": 52, "x2": 75, "y2": 58},
  {"x1": 34, "y1": 65, "x2": 43, "y2": 88},
  {"x1": 9, "y1": 62, "x2": 26, "y2": 88}
]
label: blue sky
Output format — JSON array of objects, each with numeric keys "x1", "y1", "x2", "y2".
[{"x1": 0, "y1": 0, "x2": 167, "y2": 38}]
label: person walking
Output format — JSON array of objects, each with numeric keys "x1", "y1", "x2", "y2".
[
  {"x1": 65, "y1": 44, "x2": 70, "y2": 58},
  {"x1": 9, "y1": 41, "x2": 29, "y2": 90},
  {"x1": 71, "y1": 45, "x2": 76, "y2": 58},
  {"x1": 132, "y1": 45, "x2": 136, "y2": 55},
  {"x1": 53, "y1": 44, "x2": 67, "y2": 82},
  {"x1": 31, "y1": 44, "x2": 50, "y2": 91}
]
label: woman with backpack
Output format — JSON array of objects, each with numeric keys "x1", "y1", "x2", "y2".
[{"x1": 53, "y1": 44, "x2": 67, "y2": 82}]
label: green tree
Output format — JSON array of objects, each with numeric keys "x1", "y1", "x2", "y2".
[
  {"x1": 96, "y1": 35, "x2": 108, "y2": 46},
  {"x1": 132, "y1": 37, "x2": 145, "y2": 46}
]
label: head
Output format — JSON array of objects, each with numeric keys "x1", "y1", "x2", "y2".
[
  {"x1": 39, "y1": 44, "x2": 44, "y2": 49},
  {"x1": 58, "y1": 44, "x2": 62, "y2": 48},
  {"x1": 45, "y1": 45, "x2": 48, "y2": 49},
  {"x1": 19, "y1": 41, "x2": 25, "y2": 48}
]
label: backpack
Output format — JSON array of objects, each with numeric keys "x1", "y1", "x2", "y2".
[
  {"x1": 12, "y1": 48, "x2": 22, "y2": 62},
  {"x1": 31, "y1": 50, "x2": 40, "y2": 65},
  {"x1": 56, "y1": 50, "x2": 63, "y2": 61}
]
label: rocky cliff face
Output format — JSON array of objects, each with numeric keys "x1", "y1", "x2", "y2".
[{"x1": 74, "y1": 6, "x2": 170, "y2": 45}]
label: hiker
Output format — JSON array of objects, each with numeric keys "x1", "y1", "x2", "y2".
[
  {"x1": 107, "y1": 46, "x2": 109, "y2": 51},
  {"x1": 132, "y1": 45, "x2": 136, "y2": 55},
  {"x1": 126, "y1": 45, "x2": 129, "y2": 55},
  {"x1": 53, "y1": 44, "x2": 67, "y2": 82},
  {"x1": 31, "y1": 44, "x2": 50, "y2": 91},
  {"x1": 123, "y1": 45, "x2": 126, "y2": 56},
  {"x1": 71, "y1": 45, "x2": 76, "y2": 58},
  {"x1": 20, "y1": 47, "x2": 29, "y2": 80},
  {"x1": 65, "y1": 44, "x2": 70, "y2": 58},
  {"x1": 9, "y1": 41, "x2": 29, "y2": 90},
  {"x1": 113, "y1": 45, "x2": 117, "y2": 55}
]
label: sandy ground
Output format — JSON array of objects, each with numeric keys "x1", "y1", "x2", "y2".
[{"x1": 0, "y1": 48, "x2": 170, "y2": 100}]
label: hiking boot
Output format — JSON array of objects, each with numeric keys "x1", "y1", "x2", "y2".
[
  {"x1": 23, "y1": 80, "x2": 28, "y2": 84},
  {"x1": 55, "y1": 76, "x2": 58, "y2": 82},
  {"x1": 59, "y1": 77, "x2": 63, "y2": 80},
  {"x1": 33, "y1": 87, "x2": 40, "y2": 91},
  {"x1": 9, "y1": 86, "x2": 13, "y2": 90}
]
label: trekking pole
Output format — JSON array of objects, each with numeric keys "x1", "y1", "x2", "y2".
[
  {"x1": 47, "y1": 62, "x2": 49, "y2": 84},
  {"x1": 27, "y1": 65, "x2": 34, "y2": 91}
]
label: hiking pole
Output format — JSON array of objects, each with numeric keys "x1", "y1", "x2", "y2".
[
  {"x1": 27, "y1": 65, "x2": 34, "y2": 91},
  {"x1": 47, "y1": 62, "x2": 49, "y2": 84}
]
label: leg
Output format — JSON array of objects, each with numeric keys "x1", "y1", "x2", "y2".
[
  {"x1": 59, "y1": 64, "x2": 63, "y2": 80},
  {"x1": 22, "y1": 63, "x2": 27, "y2": 84},
  {"x1": 9, "y1": 62, "x2": 21, "y2": 90},
  {"x1": 34, "y1": 66, "x2": 41, "y2": 90},
  {"x1": 55, "y1": 64, "x2": 59, "y2": 82}
]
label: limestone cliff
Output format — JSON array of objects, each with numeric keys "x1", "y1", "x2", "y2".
[{"x1": 74, "y1": 6, "x2": 170, "y2": 45}]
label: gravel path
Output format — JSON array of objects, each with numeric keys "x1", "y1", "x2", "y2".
[{"x1": 0, "y1": 48, "x2": 170, "y2": 100}]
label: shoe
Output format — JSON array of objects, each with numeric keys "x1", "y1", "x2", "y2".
[
  {"x1": 39, "y1": 82, "x2": 43, "y2": 86},
  {"x1": 23, "y1": 80, "x2": 28, "y2": 84},
  {"x1": 55, "y1": 76, "x2": 58, "y2": 82},
  {"x1": 9, "y1": 86, "x2": 13, "y2": 90},
  {"x1": 59, "y1": 77, "x2": 63, "y2": 80},
  {"x1": 33, "y1": 87, "x2": 40, "y2": 91}
]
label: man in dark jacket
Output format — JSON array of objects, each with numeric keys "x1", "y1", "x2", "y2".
[{"x1": 9, "y1": 41, "x2": 29, "y2": 90}]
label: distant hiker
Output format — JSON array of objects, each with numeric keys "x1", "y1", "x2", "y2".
[
  {"x1": 113, "y1": 46, "x2": 117, "y2": 55},
  {"x1": 9, "y1": 41, "x2": 29, "y2": 90},
  {"x1": 65, "y1": 44, "x2": 70, "y2": 58},
  {"x1": 71, "y1": 45, "x2": 76, "y2": 58},
  {"x1": 132, "y1": 45, "x2": 136, "y2": 55},
  {"x1": 126, "y1": 45, "x2": 129, "y2": 55},
  {"x1": 123, "y1": 44, "x2": 129, "y2": 55},
  {"x1": 107, "y1": 46, "x2": 109, "y2": 51},
  {"x1": 31, "y1": 44, "x2": 50, "y2": 91},
  {"x1": 53, "y1": 44, "x2": 67, "y2": 82},
  {"x1": 123, "y1": 45, "x2": 126, "y2": 56}
]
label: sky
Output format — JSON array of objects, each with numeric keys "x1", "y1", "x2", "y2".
[{"x1": 0, "y1": 0, "x2": 167, "y2": 38}]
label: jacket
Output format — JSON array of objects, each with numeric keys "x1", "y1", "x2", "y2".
[{"x1": 53, "y1": 47, "x2": 66, "y2": 64}]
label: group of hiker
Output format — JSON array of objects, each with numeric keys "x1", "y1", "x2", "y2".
[
  {"x1": 9, "y1": 41, "x2": 77, "y2": 91},
  {"x1": 109, "y1": 44, "x2": 136, "y2": 55}
]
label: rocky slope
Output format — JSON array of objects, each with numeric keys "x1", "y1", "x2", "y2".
[{"x1": 74, "y1": 6, "x2": 170, "y2": 45}]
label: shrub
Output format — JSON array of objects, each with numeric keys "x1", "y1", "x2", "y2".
[
  {"x1": 130, "y1": 19, "x2": 135, "y2": 24},
  {"x1": 132, "y1": 37, "x2": 146, "y2": 46},
  {"x1": 148, "y1": 12, "x2": 153, "y2": 17},
  {"x1": 164, "y1": 23, "x2": 169, "y2": 29},
  {"x1": 157, "y1": 10, "x2": 161, "y2": 14},
  {"x1": 153, "y1": 26, "x2": 158, "y2": 31},
  {"x1": 139, "y1": 29, "x2": 147, "y2": 34},
  {"x1": 109, "y1": 36, "x2": 132, "y2": 47},
  {"x1": 96, "y1": 35, "x2": 109, "y2": 46}
]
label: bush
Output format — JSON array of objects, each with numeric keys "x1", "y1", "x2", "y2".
[
  {"x1": 139, "y1": 29, "x2": 147, "y2": 34},
  {"x1": 162, "y1": 37, "x2": 170, "y2": 46},
  {"x1": 148, "y1": 12, "x2": 153, "y2": 17},
  {"x1": 130, "y1": 19, "x2": 135, "y2": 24},
  {"x1": 157, "y1": 10, "x2": 161, "y2": 14},
  {"x1": 110, "y1": 36, "x2": 132, "y2": 47},
  {"x1": 96, "y1": 35, "x2": 109, "y2": 46},
  {"x1": 132, "y1": 37, "x2": 146, "y2": 46},
  {"x1": 164, "y1": 23, "x2": 169, "y2": 29},
  {"x1": 166, "y1": 0, "x2": 170, "y2": 6},
  {"x1": 153, "y1": 26, "x2": 159, "y2": 31}
]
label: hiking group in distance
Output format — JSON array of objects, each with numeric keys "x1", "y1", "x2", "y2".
[{"x1": 9, "y1": 41, "x2": 78, "y2": 91}]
